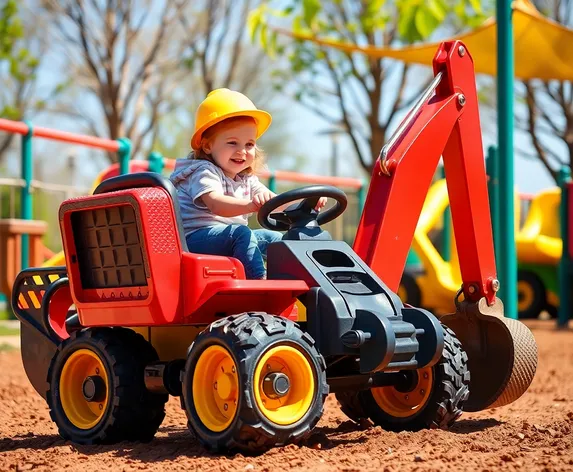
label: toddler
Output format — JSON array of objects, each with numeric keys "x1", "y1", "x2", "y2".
[{"x1": 170, "y1": 88, "x2": 325, "y2": 279}]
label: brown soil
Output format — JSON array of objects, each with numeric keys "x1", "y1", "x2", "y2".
[{"x1": 0, "y1": 319, "x2": 572, "y2": 471}]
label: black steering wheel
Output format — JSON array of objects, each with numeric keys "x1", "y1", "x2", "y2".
[{"x1": 257, "y1": 185, "x2": 348, "y2": 232}]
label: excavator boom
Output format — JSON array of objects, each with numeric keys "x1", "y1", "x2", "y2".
[
  {"x1": 353, "y1": 40, "x2": 538, "y2": 413},
  {"x1": 354, "y1": 41, "x2": 497, "y2": 306}
]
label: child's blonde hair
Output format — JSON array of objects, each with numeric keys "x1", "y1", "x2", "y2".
[{"x1": 190, "y1": 116, "x2": 266, "y2": 176}]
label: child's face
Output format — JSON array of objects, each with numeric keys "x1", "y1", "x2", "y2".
[{"x1": 204, "y1": 120, "x2": 257, "y2": 179}]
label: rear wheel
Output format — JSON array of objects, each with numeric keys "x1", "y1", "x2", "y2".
[
  {"x1": 545, "y1": 303, "x2": 558, "y2": 319},
  {"x1": 336, "y1": 325, "x2": 469, "y2": 431},
  {"x1": 47, "y1": 328, "x2": 168, "y2": 444},
  {"x1": 398, "y1": 273, "x2": 422, "y2": 307},
  {"x1": 183, "y1": 313, "x2": 328, "y2": 453}
]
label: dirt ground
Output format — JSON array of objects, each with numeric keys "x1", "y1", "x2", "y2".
[{"x1": 0, "y1": 319, "x2": 571, "y2": 472}]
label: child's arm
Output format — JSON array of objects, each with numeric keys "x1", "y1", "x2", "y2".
[{"x1": 201, "y1": 192, "x2": 258, "y2": 217}]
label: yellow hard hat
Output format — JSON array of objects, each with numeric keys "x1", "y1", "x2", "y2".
[{"x1": 191, "y1": 88, "x2": 272, "y2": 151}]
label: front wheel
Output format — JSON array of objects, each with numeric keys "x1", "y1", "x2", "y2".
[
  {"x1": 336, "y1": 325, "x2": 469, "y2": 431},
  {"x1": 183, "y1": 313, "x2": 328, "y2": 453}
]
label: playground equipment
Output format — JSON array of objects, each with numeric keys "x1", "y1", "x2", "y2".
[
  {"x1": 10, "y1": 41, "x2": 537, "y2": 453},
  {"x1": 400, "y1": 180, "x2": 561, "y2": 319},
  {"x1": 0, "y1": 118, "x2": 132, "y2": 271},
  {"x1": 0, "y1": 219, "x2": 47, "y2": 298},
  {"x1": 274, "y1": 0, "x2": 573, "y2": 81},
  {"x1": 273, "y1": 0, "x2": 573, "y2": 322},
  {"x1": 515, "y1": 188, "x2": 561, "y2": 317},
  {"x1": 398, "y1": 179, "x2": 460, "y2": 315}
]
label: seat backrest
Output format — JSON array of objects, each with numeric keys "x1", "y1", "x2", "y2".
[{"x1": 94, "y1": 172, "x2": 189, "y2": 251}]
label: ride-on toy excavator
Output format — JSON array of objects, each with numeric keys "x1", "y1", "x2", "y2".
[{"x1": 11, "y1": 41, "x2": 537, "y2": 453}]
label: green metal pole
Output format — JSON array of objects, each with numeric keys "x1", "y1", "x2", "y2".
[
  {"x1": 486, "y1": 146, "x2": 500, "y2": 261},
  {"x1": 357, "y1": 182, "x2": 366, "y2": 214},
  {"x1": 148, "y1": 151, "x2": 165, "y2": 173},
  {"x1": 268, "y1": 172, "x2": 277, "y2": 193},
  {"x1": 20, "y1": 120, "x2": 33, "y2": 269},
  {"x1": 440, "y1": 166, "x2": 451, "y2": 262},
  {"x1": 497, "y1": 0, "x2": 517, "y2": 319},
  {"x1": 557, "y1": 166, "x2": 571, "y2": 328},
  {"x1": 117, "y1": 138, "x2": 132, "y2": 175}
]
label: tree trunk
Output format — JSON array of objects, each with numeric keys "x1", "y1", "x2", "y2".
[
  {"x1": 369, "y1": 126, "x2": 386, "y2": 174},
  {"x1": 0, "y1": 134, "x2": 15, "y2": 168}
]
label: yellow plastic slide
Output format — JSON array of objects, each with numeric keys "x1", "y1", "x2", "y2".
[
  {"x1": 516, "y1": 188, "x2": 562, "y2": 265},
  {"x1": 410, "y1": 179, "x2": 461, "y2": 314},
  {"x1": 409, "y1": 179, "x2": 561, "y2": 314}
]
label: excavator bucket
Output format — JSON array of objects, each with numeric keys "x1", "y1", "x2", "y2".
[{"x1": 440, "y1": 297, "x2": 538, "y2": 412}]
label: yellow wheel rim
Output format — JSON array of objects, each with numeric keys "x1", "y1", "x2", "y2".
[
  {"x1": 372, "y1": 368, "x2": 433, "y2": 418},
  {"x1": 517, "y1": 281, "x2": 535, "y2": 312},
  {"x1": 193, "y1": 345, "x2": 239, "y2": 432},
  {"x1": 60, "y1": 349, "x2": 109, "y2": 429},
  {"x1": 253, "y1": 345, "x2": 315, "y2": 426},
  {"x1": 397, "y1": 284, "x2": 407, "y2": 302}
]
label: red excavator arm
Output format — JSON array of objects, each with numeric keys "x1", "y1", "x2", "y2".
[
  {"x1": 353, "y1": 40, "x2": 537, "y2": 413},
  {"x1": 353, "y1": 40, "x2": 498, "y2": 306}
]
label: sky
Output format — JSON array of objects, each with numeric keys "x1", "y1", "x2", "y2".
[
  {"x1": 283, "y1": 71, "x2": 559, "y2": 196},
  {"x1": 1, "y1": 1, "x2": 563, "y2": 197}
]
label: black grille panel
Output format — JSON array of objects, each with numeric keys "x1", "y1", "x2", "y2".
[{"x1": 71, "y1": 205, "x2": 147, "y2": 289}]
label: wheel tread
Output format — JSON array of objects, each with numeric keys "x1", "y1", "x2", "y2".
[{"x1": 336, "y1": 324, "x2": 470, "y2": 432}]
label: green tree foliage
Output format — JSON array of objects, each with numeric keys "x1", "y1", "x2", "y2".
[
  {"x1": 0, "y1": 0, "x2": 40, "y2": 162},
  {"x1": 249, "y1": 0, "x2": 488, "y2": 174},
  {"x1": 0, "y1": 0, "x2": 39, "y2": 118},
  {"x1": 0, "y1": 0, "x2": 68, "y2": 164}
]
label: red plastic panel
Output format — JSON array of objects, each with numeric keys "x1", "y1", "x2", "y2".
[
  {"x1": 180, "y1": 253, "x2": 308, "y2": 324},
  {"x1": 60, "y1": 187, "x2": 185, "y2": 326},
  {"x1": 135, "y1": 187, "x2": 178, "y2": 254},
  {"x1": 59, "y1": 186, "x2": 308, "y2": 328}
]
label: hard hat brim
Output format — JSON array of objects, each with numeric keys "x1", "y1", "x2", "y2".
[{"x1": 191, "y1": 109, "x2": 272, "y2": 151}]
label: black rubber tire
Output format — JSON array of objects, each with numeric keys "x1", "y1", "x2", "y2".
[
  {"x1": 46, "y1": 327, "x2": 168, "y2": 444},
  {"x1": 517, "y1": 270, "x2": 546, "y2": 319},
  {"x1": 335, "y1": 388, "x2": 366, "y2": 424},
  {"x1": 182, "y1": 313, "x2": 328, "y2": 454},
  {"x1": 335, "y1": 325, "x2": 469, "y2": 431},
  {"x1": 545, "y1": 304, "x2": 558, "y2": 319},
  {"x1": 399, "y1": 272, "x2": 422, "y2": 307}
]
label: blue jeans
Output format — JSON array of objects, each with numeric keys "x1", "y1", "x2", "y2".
[{"x1": 185, "y1": 224, "x2": 283, "y2": 279}]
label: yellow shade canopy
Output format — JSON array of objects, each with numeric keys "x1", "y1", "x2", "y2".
[{"x1": 278, "y1": 0, "x2": 573, "y2": 80}]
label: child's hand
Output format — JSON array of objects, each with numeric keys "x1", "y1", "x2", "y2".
[
  {"x1": 315, "y1": 197, "x2": 328, "y2": 211},
  {"x1": 252, "y1": 190, "x2": 275, "y2": 209}
]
